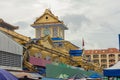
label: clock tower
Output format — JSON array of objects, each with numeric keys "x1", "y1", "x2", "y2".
[{"x1": 31, "y1": 9, "x2": 68, "y2": 40}]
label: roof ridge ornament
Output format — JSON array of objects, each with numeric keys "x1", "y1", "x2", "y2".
[{"x1": 44, "y1": 9, "x2": 52, "y2": 14}]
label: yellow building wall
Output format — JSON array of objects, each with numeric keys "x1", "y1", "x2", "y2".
[
  {"x1": 41, "y1": 40, "x2": 53, "y2": 49},
  {"x1": 36, "y1": 28, "x2": 41, "y2": 38}
]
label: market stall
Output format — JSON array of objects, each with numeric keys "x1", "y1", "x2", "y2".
[{"x1": 103, "y1": 61, "x2": 120, "y2": 80}]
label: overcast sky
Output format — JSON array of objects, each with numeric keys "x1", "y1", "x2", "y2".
[{"x1": 0, "y1": 0, "x2": 120, "y2": 49}]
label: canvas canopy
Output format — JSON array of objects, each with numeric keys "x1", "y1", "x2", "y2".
[
  {"x1": 46, "y1": 63, "x2": 95, "y2": 79},
  {"x1": 103, "y1": 61, "x2": 120, "y2": 77}
]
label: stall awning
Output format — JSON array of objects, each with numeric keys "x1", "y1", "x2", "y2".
[
  {"x1": 104, "y1": 69, "x2": 120, "y2": 77},
  {"x1": 103, "y1": 61, "x2": 120, "y2": 77}
]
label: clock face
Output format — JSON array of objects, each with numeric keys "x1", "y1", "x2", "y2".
[{"x1": 44, "y1": 28, "x2": 50, "y2": 35}]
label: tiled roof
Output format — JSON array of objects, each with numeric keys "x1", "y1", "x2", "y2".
[
  {"x1": 85, "y1": 48, "x2": 120, "y2": 54},
  {"x1": 0, "y1": 18, "x2": 18, "y2": 30}
]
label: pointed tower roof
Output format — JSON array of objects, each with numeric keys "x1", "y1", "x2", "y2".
[
  {"x1": 31, "y1": 9, "x2": 68, "y2": 30},
  {"x1": 43, "y1": 9, "x2": 59, "y2": 19},
  {"x1": 33, "y1": 9, "x2": 61, "y2": 24}
]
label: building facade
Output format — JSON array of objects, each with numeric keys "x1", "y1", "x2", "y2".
[{"x1": 85, "y1": 48, "x2": 120, "y2": 68}]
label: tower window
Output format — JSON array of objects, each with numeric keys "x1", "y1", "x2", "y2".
[
  {"x1": 53, "y1": 27, "x2": 58, "y2": 37},
  {"x1": 46, "y1": 16, "x2": 48, "y2": 19}
]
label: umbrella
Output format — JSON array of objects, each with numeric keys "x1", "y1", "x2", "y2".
[
  {"x1": 0, "y1": 69, "x2": 18, "y2": 80},
  {"x1": 0, "y1": 73, "x2": 7, "y2": 80}
]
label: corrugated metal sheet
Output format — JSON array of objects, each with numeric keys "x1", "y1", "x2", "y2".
[
  {"x1": 0, "y1": 31, "x2": 23, "y2": 55},
  {"x1": 0, "y1": 51, "x2": 22, "y2": 67}
]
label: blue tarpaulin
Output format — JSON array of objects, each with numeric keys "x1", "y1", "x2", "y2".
[
  {"x1": 89, "y1": 73, "x2": 102, "y2": 78},
  {"x1": 104, "y1": 69, "x2": 120, "y2": 77},
  {"x1": 51, "y1": 38, "x2": 63, "y2": 40},
  {"x1": 69, "y1": 50, "x2": 83, "y2": 56},
  {"x1": 0, "y1": 69, "x2": 18, "y2": 80}
]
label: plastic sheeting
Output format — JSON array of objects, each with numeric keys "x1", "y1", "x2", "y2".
[
  {"x1": 0, "y1": 69, "x2": 18, "y2": 80},
  {"x1": 0, "y1": 31, "x2": 23, "y2": 55}
]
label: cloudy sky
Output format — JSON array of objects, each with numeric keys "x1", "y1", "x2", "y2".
[{"x1": 0, "y1": 0, "x2": 120, "y2": 49}]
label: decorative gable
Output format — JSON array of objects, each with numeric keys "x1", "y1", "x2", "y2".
[
  {"x1": 34, "y1": 9, "x2": 61, "y2": 24},
  {"x1": 35, "y1": 14, "x2": 59, "y2": 24}
]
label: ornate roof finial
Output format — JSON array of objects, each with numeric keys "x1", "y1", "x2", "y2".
[{"x1": 44, "y1": 9, "x2": 52, "y2": 14}]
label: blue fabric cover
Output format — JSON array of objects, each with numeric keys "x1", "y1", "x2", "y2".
[
  {"x1": 69, "y1": 50, "x2": 83, "y2": 56},
  {"x1": 0, "y1": 69, "x2": 18, "y2": 80},
  {"x1": 103, "y1": 69, "x2": 120, "y2": 77}
]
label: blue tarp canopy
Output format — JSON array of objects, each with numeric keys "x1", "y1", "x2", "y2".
[
  {"x1": 104, "y1": 69, "x2": 120, "y2": 77},
  {"x1": 0, "y1": 69, "x2": 18, "y2": 80},
  {"x1": 89, "y1": 73, "x2": 102, "y2": 78},
  {"x1": 69, "y1": 50, "x2": 83, "y2": 56},
  {"x1": 103, "y1": 61, "x2": 120, "y2": 77}
]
